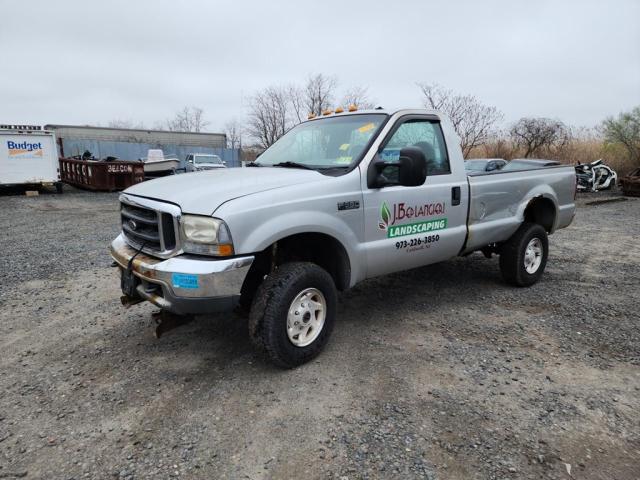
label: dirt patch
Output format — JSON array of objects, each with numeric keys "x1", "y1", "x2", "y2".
[{"x1": 0, "y1": 188, "x2": 638, "y2": 479}]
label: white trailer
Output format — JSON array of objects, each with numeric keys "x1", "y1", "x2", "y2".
[{"x1": 0, "y1": 125, "x2": 62, "y2": 192}]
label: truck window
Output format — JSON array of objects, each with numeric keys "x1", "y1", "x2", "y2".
[
  {"x1": 256, "y1": 114, "x2": 387, "y2": 170},
  {"x1": 380, "y1": 119, "x2": 450, "y2": 175}
]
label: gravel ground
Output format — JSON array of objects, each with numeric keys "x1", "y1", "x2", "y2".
[{"x1": 0, "y1": 185, "x2": 638, "y2": 480}]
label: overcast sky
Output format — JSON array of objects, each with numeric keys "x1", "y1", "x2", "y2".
[{"x1": 1, "y1": 0, "x2": 639, "y2": 133}]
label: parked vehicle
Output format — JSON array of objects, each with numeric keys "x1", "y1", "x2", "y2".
[
  {"x1": 110, "y1": 108, "x2": 576, "y2": 367},
  {"x1": 185, "y1": 153, "x2": 226, "y2": 172},
  {"x1": 464, "y1": 158, "x2": 507, "y2": 173},
  {"x1": 0, "y1": 124, "x2": 62, "y2": 192},
  {"x1": 502, "y1": 159, "x2": 561, "y2": 171},
  {"x1": 620, "y1": 167, "x2": 640, "y2": 197},
  {"x1": 575, "y1": 159, "x2": 617, "y2": 191}
]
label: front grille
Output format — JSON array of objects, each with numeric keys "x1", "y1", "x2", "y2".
[{"x1": 120, "y1": 200, "x2": 178, "y2": 254}]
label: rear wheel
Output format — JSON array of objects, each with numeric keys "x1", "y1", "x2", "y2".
[
  {"x1": 248, "y1": 262, "x2": 337, "y2": 368},
  {"x1": 499, "y1": 222, "x2": 548, "y2": 287}
]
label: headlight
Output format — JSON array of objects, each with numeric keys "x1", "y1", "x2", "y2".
[{"x1": 180, "y1": 215, "x2": 234, "y2": 256}]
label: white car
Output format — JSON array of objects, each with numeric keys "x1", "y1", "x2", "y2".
[{"x1": 185, "y1": 153, "x2": 226, "y2": 172}]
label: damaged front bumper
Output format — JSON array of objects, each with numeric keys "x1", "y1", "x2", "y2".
[{"x1": 110, "y1": 234, "x2": 253, "y2": 315}]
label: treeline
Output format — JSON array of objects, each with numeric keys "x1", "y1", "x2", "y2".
[
  {"x1": 241, "y1": 75, "x2": 639, "y2": 173},
  {"x1": 106, "y1": 74, "x2": 640, "y2": 174},
  {"x1": 471, "y1": 109, "x2": 640, "y2": 174}
]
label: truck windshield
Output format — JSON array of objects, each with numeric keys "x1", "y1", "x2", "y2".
[
  {"x1": 195, "y1": 155, "x2": 222, "y2": 164},
  {"x1": 255, "y1": 114, "x2": 387, "y2": 170}
]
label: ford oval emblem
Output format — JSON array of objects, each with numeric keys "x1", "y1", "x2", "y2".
[{"x1": 128, "y1": 219, "x2": 138, "y2": 231}]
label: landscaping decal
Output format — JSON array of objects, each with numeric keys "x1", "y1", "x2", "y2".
[{"x1": 378, "y1": 201, "x2": 447, "y2": 238}]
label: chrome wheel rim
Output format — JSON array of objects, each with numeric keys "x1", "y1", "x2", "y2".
[
  {"x1": 524, "y1": 238, "x2": 543, "y2": 274},
  {"x1": 286, "y1": 288, "x2": 326, "y2": 347}
]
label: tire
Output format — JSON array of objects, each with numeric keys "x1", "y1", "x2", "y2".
[
  {"x1": 55, "y1": 182, "x2": 64, "y2": 194},
  {"x1": 248, "y1": 262, "x2": 337, "y2": 368},
  {"x1": 499, "y1": 222, "x2": 548, "y2": 287}
]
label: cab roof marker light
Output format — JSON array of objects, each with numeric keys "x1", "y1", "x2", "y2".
[
  {"x1": 348, "y1": 104, "x2": 358, "y2": 112},
  {"x1": 307, "y1": 113, "x2": 317, "y2": 119},
  {"x1": 334, "y1": 106, "x2": 344, "y2": 114},
  {"x1": 322, "y1": 109, "x2": 332, "y2": 116}
]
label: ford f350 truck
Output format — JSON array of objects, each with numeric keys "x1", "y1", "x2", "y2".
[{"x1": 110, "y1": 108, "x2": 576, "y2": 367}]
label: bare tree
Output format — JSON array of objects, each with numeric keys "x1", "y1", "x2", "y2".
[
  {"x1": 602, "y1": 106, "x2": 640, "y2": 165},
  {"x1": 304, "y1": 73, "x2": 337, "y2": 116},
  {"x1": 246, "y1": 86, "x2": 292, "y2": 149},
  {"x1": 417, "y1": 83, "x2": 503, "y2": 158},
  {"x1": 341, "y1": 85, "x2": 376, "y2": 109},
  {"x1": 164, "y1": 106, "x2": 210, "y2": 132},
  {"x1": 287, "y1": 85, "x2": 306, "y2": 124},
  {"x1": 107, "y1": 119, "x2": 145, "y2": 129},
  {"x1": 224, "y1": 119, "x2": 242, "y2": 150},
  {"x1": 510, "y1": 117, "x2": 570, "y2": 158}
]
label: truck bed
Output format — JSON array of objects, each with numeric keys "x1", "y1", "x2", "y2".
[{"x1": 463, "y1": 165, "x2": 576, "y2": 253}]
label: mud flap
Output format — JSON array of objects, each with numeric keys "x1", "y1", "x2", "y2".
[{"x1": 121, "y1": 268, "x2": 140, "y2": 298}]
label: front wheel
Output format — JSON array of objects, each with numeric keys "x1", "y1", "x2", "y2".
[
  {"x1": 248, "y1": 262, "x2": 337, "y2": 368},
  {"x1": 499, "y1": 222, "x2": 549, "y2": 287}
]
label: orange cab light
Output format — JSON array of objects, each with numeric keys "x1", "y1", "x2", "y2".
[
  {"x1": 334, "y1": 106, "x2": 344, "y2": 114},
  {"x1": 322, "y1": 109, "x2": 332, "y2": 116},
  {"x1": 348, "y1": 104, "x2": 358, "y2": 112},
  {"x1": 307, "y1": 113, "x2": 316, "y2": 119}
]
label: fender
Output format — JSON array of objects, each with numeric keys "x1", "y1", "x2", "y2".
[
  {"x1": 514, "y1": 184, "x2": 559, "y2": 232},
  {"x1": 230, "y1": 209, "x2": 364, "y2": 286}
]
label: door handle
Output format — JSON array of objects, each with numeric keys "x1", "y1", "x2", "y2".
[{"x1": 451, "y1": 186, "x2": 461, "y2": 206}]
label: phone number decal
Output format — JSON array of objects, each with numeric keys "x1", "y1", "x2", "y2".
[{"x1": 395, "y1": 234, "x2": 440, "y2": 250}]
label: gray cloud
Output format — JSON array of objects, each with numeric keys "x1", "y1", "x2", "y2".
[{"x1": 1, "y1": 0, "x2": 638, "y2": 131}]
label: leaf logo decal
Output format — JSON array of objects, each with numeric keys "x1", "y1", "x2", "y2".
[{"x1": 379, "y1": 202, "x2": 391, "y2": 230}]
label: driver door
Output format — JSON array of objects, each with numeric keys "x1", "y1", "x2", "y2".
[{"x1": 361, "y1": 116, "x2": 468, "y2": 278}]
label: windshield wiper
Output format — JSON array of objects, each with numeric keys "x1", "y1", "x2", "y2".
[
  {"x1": 246, "y1": 162, "x2": 262, "y2": 167},
  {"x1": 272, "y1": 161, "x2": 316, "y2": 170}
]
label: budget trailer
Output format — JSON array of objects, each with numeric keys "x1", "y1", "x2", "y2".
[{"x1": 0, "y1": 125, "x2": 62, "y2": 192}]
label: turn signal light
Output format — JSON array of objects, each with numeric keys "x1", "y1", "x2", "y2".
[{"x1": 217, "y1": 244, "x2": 234, "y2": 256}]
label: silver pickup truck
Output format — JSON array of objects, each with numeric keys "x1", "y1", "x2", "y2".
[{"x1": 110, "y1": 108, "x2": 576, "y2": 367}]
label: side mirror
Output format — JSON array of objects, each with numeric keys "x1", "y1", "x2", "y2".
[
  {"x1": 187, "y1": 159, "x2": 193, "y2": 164},
  {"x1": 367, "y1": 147, "x2": 427, "y2": 189}
]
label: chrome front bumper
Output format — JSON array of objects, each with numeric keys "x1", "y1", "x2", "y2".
[{"x1": 110, "y1": 234, "x2": 253, "y2": 314}]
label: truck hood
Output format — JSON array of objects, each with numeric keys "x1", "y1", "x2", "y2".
[{"x1": 123, "y1": 167, "x2": 327, "y2": 215}]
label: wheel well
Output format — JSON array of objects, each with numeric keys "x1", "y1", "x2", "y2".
[
  {"x1": 239, "y1": 233, "x2": 351, "y2": 308},
  {"x1": 524, "y1": 197, "x2": 556, "y2": 232}
]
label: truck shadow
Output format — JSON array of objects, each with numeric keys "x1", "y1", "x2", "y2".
[
  {"x1": 135, "y1": 254, "x2": 505, "y2": 361},
  {"x1": 92, "y1": 253, "x2": 509, "y2": 382}
]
